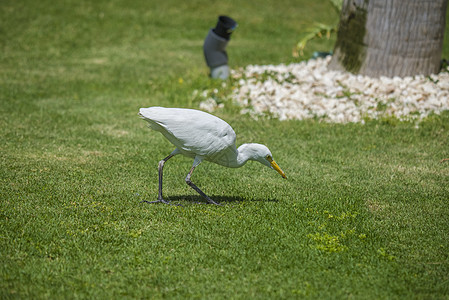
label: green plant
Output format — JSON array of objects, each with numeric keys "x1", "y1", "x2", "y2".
[{"x1": 294, "y1": 0, "x2": 342, "y2": 56}]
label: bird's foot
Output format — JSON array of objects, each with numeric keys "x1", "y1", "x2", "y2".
[
  {"x1": 205, "y1": 198, "x2": 222, "y2": 206},
  {"x1": 140, "y1": 197, "x2": 220, "y2": 206},
  {"x1": 141, "y1": 199, "x2": 183, "y2": 206},
  {"x1": 141, "y1": 199, "x2": 168, "y2": 204}
]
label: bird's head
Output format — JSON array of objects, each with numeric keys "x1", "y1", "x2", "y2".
[
  {"x1": 264, "y1": 153, "x2": 287, "y2": 179},
  {"x1": 244, "y1": 144, "x2": 287, "y2": 179}
]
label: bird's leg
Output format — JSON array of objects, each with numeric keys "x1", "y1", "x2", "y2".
[
  {"x1": 157, "y1": 154, "x2": 175, "y2": 202},
  {"x1": 185, "y1": 165, "x2": 221, "y2": 205},
  {"x1": 142, "y1": 153, "x2": 175, "y2": 205}
]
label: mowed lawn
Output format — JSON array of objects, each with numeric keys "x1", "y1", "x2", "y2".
[{"x1": 1, "y1": 0, "x2": 449, "y2": 298}]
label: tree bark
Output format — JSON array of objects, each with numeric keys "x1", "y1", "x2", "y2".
[{"x1": 329, "y1": 0, "x2": 448, "y2": 77}]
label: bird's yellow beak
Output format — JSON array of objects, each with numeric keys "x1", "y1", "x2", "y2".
[{"x1": 270, "y1": 160, "x2": 287, "y2": 179}]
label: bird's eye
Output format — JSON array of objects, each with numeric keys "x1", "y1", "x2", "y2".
[{"x1": 266, "y1": 155, "x2": 272, "y2": 162}]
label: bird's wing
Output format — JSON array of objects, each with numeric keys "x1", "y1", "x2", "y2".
[{"x1": 140, "y1": 107, "x2": 237, "y2": 157}]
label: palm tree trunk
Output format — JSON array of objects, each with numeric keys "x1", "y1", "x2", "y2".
[{"x1": 329, "y1": 0, "x2": 448, "y2": 77}]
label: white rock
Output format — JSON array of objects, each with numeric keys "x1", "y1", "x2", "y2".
[{"x1": 203, "y1": 57, "x2": 449, "y2": 123}]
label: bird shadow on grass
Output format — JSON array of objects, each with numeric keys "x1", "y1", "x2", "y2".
[{"x1": 142, "y1": 195, "x2": 279, "y2": 206}]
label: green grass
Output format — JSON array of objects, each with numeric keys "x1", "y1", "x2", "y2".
[{"x1": 1, "y1": 0, "x2": 449, "y2": 298}]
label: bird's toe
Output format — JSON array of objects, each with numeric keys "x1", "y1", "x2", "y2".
[
  {"x1": 141, "y1": 199, "x2": 184, "y2": 207},
  {"x1": 141, "y1": 199, "x2": 170, "y2": 205},
  {"x1": 208, "y1": 199, "x2": 222, "y2": 206}
]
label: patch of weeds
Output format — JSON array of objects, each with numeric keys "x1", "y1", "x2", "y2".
[
  {"x1": 377, "y1": 247, "x2": 396, "y2": 261},
  {"x1": 307, "y1": 232, "x2": 348, "y2": 252},
  {"x1": 376, "y1": 101, "x2": 388, "y2": 112},
  {"x1": 378, "y1": 115, "x2": 401, "y2": 126},
  {"x1": 291, "y1": 281, "x2": 315, "y2": 297},
  {"x1": 248, "y1": 69, "x2": 297, "y2": 85},
  {"x1": 335, "y1": 80, "x2": 362, "y2": 100},
  {"x1": 375, "y1": 97, "x2": 396, "y2": 112},
  {"x1": 305, "y1": 207, "x2": 366, "y2": 254},
  {"x1": 128, "y1": 229, "x2": 143, "y2": 238}
]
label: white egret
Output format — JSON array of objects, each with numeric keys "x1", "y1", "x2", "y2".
[{"x1": 139, "y1": 106, "x2": 286, "y2": 205}]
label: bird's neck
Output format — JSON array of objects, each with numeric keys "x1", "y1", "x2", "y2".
[{"x1": 235, "y1": 144, "x2": 256, "y2": 167}]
